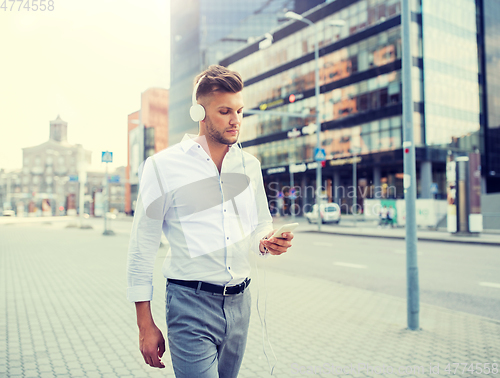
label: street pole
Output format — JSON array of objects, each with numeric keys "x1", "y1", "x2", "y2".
[
  {"x1": 104, "y1": 162, "x2": 108, "y2": 234},
  {"x1": 78, "y1": 147, "x2": 87, "y2": 228},
  {"x1": 312, "y1": 23, "x2": 322, "y2": 231},
  {"x1": 353, "y1": 152, "x2": 357, "y2": 227},
  {"x1": 6, "y1": 174, "x2": 11, "y2": 204},
  {"x1": 349, "y1": 147, "x2": 361, "y2": 226},
  {"x1": 101, "y1": 151, "x2": 115, "y2": 236},
  {"x1": 290, "y1": 159, "x2": 295, "y2": 221},
  {"x1": 289, "y1": 134, "x2": 298, "y2": 221},
  {"x1": 402, "y1": 0, "x2": 420, "y2": 330}
]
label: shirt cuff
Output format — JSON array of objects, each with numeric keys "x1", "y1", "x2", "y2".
[
  {"x1": 127, "y1": 285, "x2": 153, "y2": 302},
  {"x1": 253, "y1": 228, "x2": 269, "y2": 255},
  {"x1": 258, "y1": 233, "x2": 272, "y2": 258}
]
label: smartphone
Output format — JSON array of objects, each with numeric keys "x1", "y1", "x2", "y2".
[{"x1": 271, "y1": 223, "x2": 299, "y2": 239}]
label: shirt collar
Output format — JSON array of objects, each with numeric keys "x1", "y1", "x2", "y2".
[{"x1": 180, "y1": 134, "x2": 241, "y2": 154}]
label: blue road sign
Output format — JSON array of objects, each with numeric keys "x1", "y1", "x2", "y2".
[
  {"x1": 431, "y1": 182, "x2": 438, "y2": 194},
  {"x1": 108, "y1": 175, "x2": 120, "y2": 183},
  {"x1": 69, "y1": 175, "x2": 79, "y2": 182},
  {"x1": 102, "y1": 151, "x2": 113, "y2": 163},
  {"x1": 314, "y1": 148, "x2": 326, "y2": 162}
]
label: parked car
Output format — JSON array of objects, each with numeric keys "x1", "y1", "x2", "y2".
[
  {"x1": 2, "y1": 209, "x2": 15, "y2": 217},
  {"x1": 305, "y1": 203, "x2": 341, "y2": 224}
]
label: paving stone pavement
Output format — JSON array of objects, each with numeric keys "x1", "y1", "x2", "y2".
[{"x1": 1, "y1": 222, "x2": 499, "y2": 378}]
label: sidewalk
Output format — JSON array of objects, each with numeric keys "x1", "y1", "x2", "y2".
[
  {"x1": 0, "y1": 215, "x2": 71, "y2": 225},
  {"x1": 1, "y1": 222, "x2": 499, "y2": 377},
  {"x1": 240, "y1": 268, "x2": 500, "y2": 377}
]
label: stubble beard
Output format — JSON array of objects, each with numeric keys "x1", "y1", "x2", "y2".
[{"x1": 205, "y1": 115, "x2": 238, "y2": 146}]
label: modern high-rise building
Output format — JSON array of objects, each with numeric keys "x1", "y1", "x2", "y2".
[
  {"x1": 219, "y1": 0, "x2": 498, "y2": 215},
  {"x1": 169, "y1": 0, "x2": 326, "y2": 145},
  {"x1": 479, "y1": 0, "x2": 500, "y2": 192},
  {"x1": 125, "y1": 88, "x2": 169, "y2": 215}
]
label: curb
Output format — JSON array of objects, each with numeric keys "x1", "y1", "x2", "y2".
[{"x1": 302, "y1": 229, "x2": 500, "y2": 246}]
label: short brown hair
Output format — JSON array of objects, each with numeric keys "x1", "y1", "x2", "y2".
[{"x1": 194, "y1": 65, "x2": 243, "y2": 100}]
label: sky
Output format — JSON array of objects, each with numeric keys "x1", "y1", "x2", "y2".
[{"x1": 0, "y1": 0, "x2": 170, "y2": 173}]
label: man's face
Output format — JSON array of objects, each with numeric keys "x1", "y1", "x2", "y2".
[{"x1": 201, "y1": 91, "x2": 244, "y2": 146}]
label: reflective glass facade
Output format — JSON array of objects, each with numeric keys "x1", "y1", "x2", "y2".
[
  {"x1": 169, "y1": 0, "x2": 325, "y2": 145},
  {"x1": 483, "y1": 0, "x2": 500, "y2": 181},
  {"x1": 422, "y1": 0, "x2": 481, "y2": 150},
  {"x1": 220, "y1": 0, "x2": 498, "y2": 198},
  {"x1": 244, "y1": 115, "x2": 402, "y2": 169},
  {"x1": 230, "y1": 0, "x2": 401, "y2": 79},
  {"x1": 227, "y1": 1, "x2": 403, "y2": 170}
]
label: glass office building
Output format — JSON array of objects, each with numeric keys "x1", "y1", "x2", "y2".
[
  {"x1": 481, "y1": 0, "x2": 500, "y2": 192},
  {"x1": 220, "y1": 0, "x2": 496, "y2": 212},
  {"x1": 169, "y1": 0, "x2": 325, "y2": 145}
]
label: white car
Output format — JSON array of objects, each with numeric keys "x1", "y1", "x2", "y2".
[
  {"x1": 2, "y1": 209, "x2": 15, "y2": 217},
  {"x1": 305, "y1": 203, "x2": 341, "y2": 224}
]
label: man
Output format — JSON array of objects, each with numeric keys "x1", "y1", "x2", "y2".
[{"x1": 126, "y1": 64, "x2": 294, "y2": 378}]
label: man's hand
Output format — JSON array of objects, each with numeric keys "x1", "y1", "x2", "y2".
[
  {"x1": 260, "y1": 229, "x2": 294, "y2": 255},
  {"x1": 135, "y1": 301, "x2": 166, "y2": 368},
  {"x1": 139, "y1": 323, "x2": 166, "y2": 368}
]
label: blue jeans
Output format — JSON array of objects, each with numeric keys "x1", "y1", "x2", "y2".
[{"x1": 165, "y1": 282, "x2": 251, "y2": 378}]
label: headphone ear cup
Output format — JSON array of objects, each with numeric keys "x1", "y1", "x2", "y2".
[{"x1": 190, "y1": 104, "x2": 206, "y2": 122}]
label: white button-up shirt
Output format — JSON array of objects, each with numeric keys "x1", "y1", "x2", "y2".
[{"x1": 126, "y1": 134, "x2": 273, "y2": 302}]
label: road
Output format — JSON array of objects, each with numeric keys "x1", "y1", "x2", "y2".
[{"x1": 257, "y1": 223, "x2": 500, "y2": 321}]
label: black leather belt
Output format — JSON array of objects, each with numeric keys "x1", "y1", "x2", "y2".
[{"x1": 167, "y1": 278, "x2": 251, "y2": 296}]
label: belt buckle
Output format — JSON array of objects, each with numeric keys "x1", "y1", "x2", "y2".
[{"x1": 222, "y1": 284, "x2": 229, "y2": 296}]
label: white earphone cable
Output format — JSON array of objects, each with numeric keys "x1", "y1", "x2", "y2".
[{"x1": 239, "y1": 141, "x2": 277, "y2": 375}]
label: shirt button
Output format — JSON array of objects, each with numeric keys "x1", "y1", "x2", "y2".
[
  {"x1": 227, "y1": 237, "x2": 229, "y2": 240},
  {"x1": 224, "y1": 209, "x2": 226, "y2": 212},
  {"x1": 228, "y1": 267, "x2": 231, "y2": 270},
  {"x1": 207, "y1": 158, "x2": 209, "y2": 161},
  {"x1": 198, "y1": 145, "x2": 200, "y2": 148}
]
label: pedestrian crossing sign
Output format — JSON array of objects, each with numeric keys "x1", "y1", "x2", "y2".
[
  {"x1": 314, "y1": 148, "x2": 326, "y2": 162},
  {"x1": 102, "y1": 151, "x2": 113, "y2": 163},
  {"x1": 431, "y1": 183, "x2": 438, "y2": 194}
]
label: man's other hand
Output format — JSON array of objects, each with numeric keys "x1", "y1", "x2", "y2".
[
  {"x1": 138, "y1": 323, "x2": 166, "y2": 368},
  {"x1": 135, "y1": 301, "x2": 166, "y2": 368}
]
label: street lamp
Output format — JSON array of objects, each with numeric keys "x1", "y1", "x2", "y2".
[{"x1": 284, "y1": 11, "x2": 345, "y2": 230}]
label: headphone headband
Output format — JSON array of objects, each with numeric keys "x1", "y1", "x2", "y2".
[
  {"x1": 190, "y1": 75, "x2": 206, "y2": 122},
  {"x1": 192, "y1": 75, "x2": 206, "y2": 105}
]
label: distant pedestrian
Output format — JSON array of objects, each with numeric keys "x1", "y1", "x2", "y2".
[
  {"x1": 387, "y1": 206, "x2": 396, "y2": 228},
  {"x1": 277, "y1": 191, "x2": 284, "y2": 217},
  {"x1": 379, "y1": 205, "x2": 388, "y2": 227}
]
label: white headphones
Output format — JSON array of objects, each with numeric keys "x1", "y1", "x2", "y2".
[{"x1": 190, "y1": 75, "x2": 206, "y2": 122}]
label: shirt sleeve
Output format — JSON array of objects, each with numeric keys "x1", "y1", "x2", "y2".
[
  {"x1": 126, "y1": 156, "x2": 168, "y2": 302},
  {"x1": 250, "y1": 159, "x2": 273, "y2": 256}
]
